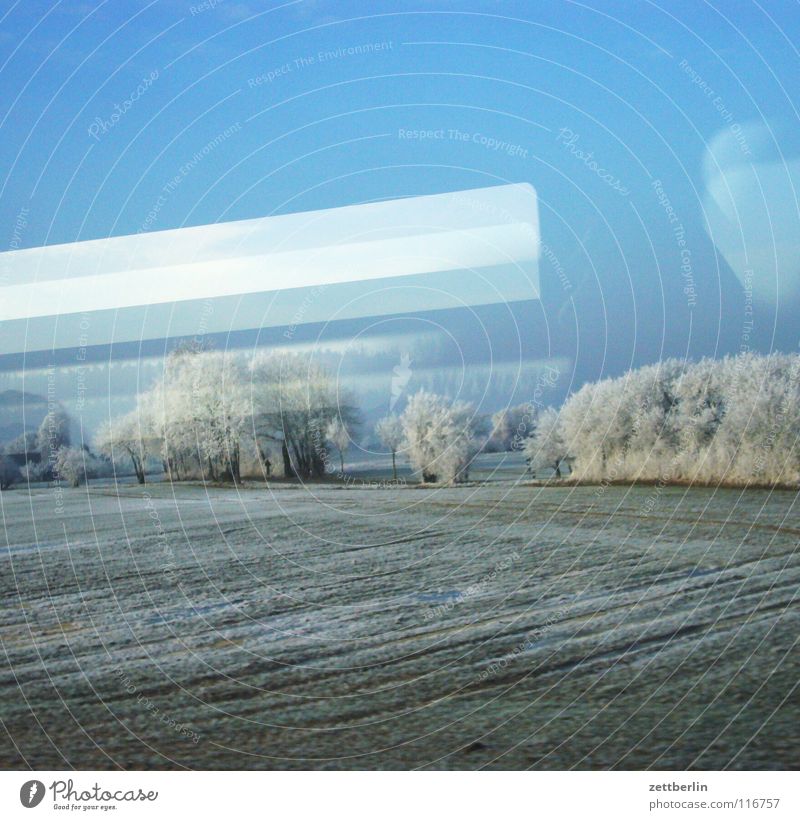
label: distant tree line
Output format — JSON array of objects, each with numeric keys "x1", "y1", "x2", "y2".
[
  {"x1": 0, "y1": 405, "x2": 99, "y2": 489},
  {"x1": 4, "y1": 350, "x2": 795, "y2": 491},
  {"x1": 0, "y1": 403, "x2": 117, "y2": 490}
]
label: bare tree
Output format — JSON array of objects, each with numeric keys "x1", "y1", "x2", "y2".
[
  {"x1": 326, "y1": 416, "x2": 351, "y2": 474},
  {"x1": 249, "y1": 352, "x2": 359, "y2": 480},
  {"x1": 375, "y1": 415, "x2": 404, "y2": 480},
  {"x1": 95, "y1": 411, "x2": 150, "y2": 484}
]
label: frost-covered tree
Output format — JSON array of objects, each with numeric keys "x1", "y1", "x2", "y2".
[
  {"x1": 707, "y1": 353, "x2": 800, "y2": 484},
  {"x1": 54, "y1": 446, "x2": 90, "y2": 487},
  {"x1": 555, "y1": 362, "x2": 683, "y2": 481},
  {"x1": 557, "y1": 379, "x2": 605, "y2": 481},
  {"x1": 524, "y1": 407, "x2": 567, "y2": 477},
  {"x1": 326, "y1": 417, "x2": 351, "y2": 474},
  {"x1": 400, "y1": 390, "x2": 479, "y2": 484},
  {"x1": 534, "y1": 353, "x2": 800, "y2": 487},
  {"x1": 614, "y1": 360, "x2": 684, "y2": 480},
  {"x1": 375, "y1": 415, "x2": 404, "y2": 480},
  {"x1": 249, "y1": 351, "x2": 359, "y2": 480},
  {"x1": 3, "y1": 431, "x2": 38, "y2": 455},
  {"x1": 191, "y1": 352, "x2": 244, "y2": 481},
  {"x1": 95, "y1": 411, "x2": 150, "y2": 484},
  {"x1": 146, "y1": 348, "x2": 249, "y2": 483},
  {"x1": 487, "y1": 404, "x2": 536, "y2": 452}
]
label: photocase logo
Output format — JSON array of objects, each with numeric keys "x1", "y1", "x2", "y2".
[
  {"x1": 390, "y1": 352, "x2": 412, "y2": 410},
  {"x1": 20, "y1": 780, "x2": 45, "y2": 808}
]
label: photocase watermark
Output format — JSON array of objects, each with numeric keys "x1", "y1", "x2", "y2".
[
  {"x1": 398, "y1": 127, "x2": 528, "y2": 158},
  {"x1": 1, "y1": 204, "x2": 30, "y2": 289},
  {"x1": 556, "y1": 128, "x2": 630, "y2": 196},
  {"x1": 19, "y1": 780, "x2": 45, "y2": 808},
  {"x1": 678, "y1": 59, "x2": 752, "y2": 157},
  {"x1": 139, "y1": 122, "x2": 242, "y2": 232},
  {"x1": 6, "y1": 204, "x2": 28, "y2": 257},
  {"x1": 344, "y1": 475, "x2": 407, "y2": 488},
  {"x1": 114, "y1": 667, "x2": 200, "y2": 744},
  {"x1": 49, "y1": 778, "x2": 159, "y2": 805},
  {"x1": 87, "y1": 70, "x2": 159, "y2": 141},
  {"x1": 247, "y1": 40, "x2": 394, "y2": 87},
  {"x1": 652, "y1": 178, "x2": 697, "y2": 308}
]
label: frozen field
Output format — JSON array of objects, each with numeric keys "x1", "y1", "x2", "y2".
[{"x1": 0, "y1": 480, "x2": 798, "y2": 770}]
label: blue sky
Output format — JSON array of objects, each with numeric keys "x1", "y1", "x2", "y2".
[{"x1": 1, "y1": 0, "x2": 799, "y2": 383}]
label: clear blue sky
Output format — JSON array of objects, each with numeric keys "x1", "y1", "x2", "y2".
[{"x1": 1, "y1": 0, "x2": 798, "y2": 377}]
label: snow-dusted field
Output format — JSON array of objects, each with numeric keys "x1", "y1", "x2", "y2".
[{"x1": 1, "y1": 480, "x2": 798, "y2": 769}]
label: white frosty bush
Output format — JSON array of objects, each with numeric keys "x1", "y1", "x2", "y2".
[
  {"x1": 54, "y1": 446, "x2": 90, "y2": 487},
  {"x1": 375, "y1": 415, "x2": 405, "y2": 480},
  {"x1": 400, "y1": 390, "x2": 479, "y2": 484}
]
